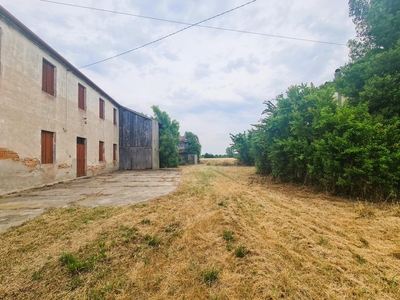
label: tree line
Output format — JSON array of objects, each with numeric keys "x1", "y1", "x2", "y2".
[
  {"x1": 151, "y1": 106, "x2": 201, "y2": 168},
  {"x1": 230, "y1": 0, "x2": 400, "y2": 200}
]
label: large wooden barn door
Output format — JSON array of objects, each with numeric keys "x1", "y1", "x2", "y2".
[
  {"x1": 119, "y1": 108, "x2": 154, "y2": 170},
  {"x1": 76, "y1": 137, "x2": 86, "y2": 177}
]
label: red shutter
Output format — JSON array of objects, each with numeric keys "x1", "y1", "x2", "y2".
[
  {"x1": 99, "y1": 141, "x2": 104, "y2": 161},
  {"x1": 113, "y1": 144, "x2": 117, "y2": 161},
  {"x1": 41, "y1": 131, "x2": 54, "y2": 163},
  {"x1": 42, "y1": 60, "x2": 55, "y2": 96},
  {"x1": 47, "y1": 63, "x2": 54, "y2": 95},
  {"x1": 42, "y1": 62, "x2": 47, "y2": 93},
  {"x1": 99, "y1": 99, "x2": 105, "y2": 119},
  {"x1": 78, "y1": 84, "x2": 85, "y2": 110}
]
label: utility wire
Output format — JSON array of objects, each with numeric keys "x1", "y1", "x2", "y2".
[
  {"x1": 40, "y1": 0, "x2": 347, "y2": 47},
  {"x1": 45, "y1": 0, "x2": 257, "y2": 69}
]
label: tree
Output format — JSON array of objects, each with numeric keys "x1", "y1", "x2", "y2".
[
  {"x1": 348, "y1": 0, "x2": 400, "y2": 60},
  {"x1": 152, "y1": 106, "x2": 180, "y2": 168},
  {"x1": 226, "y1": 146, "x2": 235, "y2": 158},
  {"x1": 185, "y1": 131, "x2": 201, "y2": 163},
  {"x1": 336, "y1": 41, "x2": 400, "y2": 118},
  {"x1": 229, "y1": 131, "x2": 254, "y2": 166}
]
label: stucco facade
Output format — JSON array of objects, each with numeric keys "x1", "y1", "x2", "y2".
[{"x1": 0, "y1": 6, "x2": 159, "y2": 195}]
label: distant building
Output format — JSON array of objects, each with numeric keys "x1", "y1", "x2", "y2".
[
  {"x1": 333, "y1": 69, "x2": 347, "y2": 105},
  {"x1": 178, "y1": 136, "x2": 197, "y2": 165},
  {"x1": 0, "y1": 6, "x2": 159, "y2": 195}
]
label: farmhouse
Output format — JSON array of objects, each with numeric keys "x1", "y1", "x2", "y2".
[{"x1": 0, "y1": 6, "x2": 159, "y2": 195}]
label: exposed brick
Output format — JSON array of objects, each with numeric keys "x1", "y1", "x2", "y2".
[
  {"x1": 87, "y1": 164, "x2": 107, "y2": 176},
  {"x1": 58, "y1": 163, "x2": 71, "y2": 169},
  {"x1": 21, "y1": 158, "x2": 40, "y2": 169},
  {"x1": 0, "y1": 148, "x2": 20, "y2": 162},
  {"x1": 0, "y1": 148, "x2": 39, "y2": 169}
]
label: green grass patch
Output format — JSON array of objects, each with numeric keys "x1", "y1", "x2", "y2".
[
  {"x1": 145, "y1": 235, "x2": 162, "y2": 247},
  {"x1": 59, "y1": 253, "x2": 95, "y2": 274},
  {"x1": 202, "y1": 266, "x2": 220, "y2": 285},
  {"x1": 234, "y1": 245, "x2": 249, "y2": 258}
]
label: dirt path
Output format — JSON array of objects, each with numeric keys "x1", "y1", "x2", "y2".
[
  {"x1": 0, "y1": 170, "x2": 180, "y2": 232},
  {"x1": 0, "y1": 165, "x2": 399, "y2": 299}
]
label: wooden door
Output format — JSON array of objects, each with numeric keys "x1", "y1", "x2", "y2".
[{"x1": 77, "y1": 137, "x2": 86, "y2": 177}]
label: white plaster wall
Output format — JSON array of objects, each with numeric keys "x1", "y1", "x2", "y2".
[{"x1": 0, "y1": 17, "x2": 119, "y2": 195}]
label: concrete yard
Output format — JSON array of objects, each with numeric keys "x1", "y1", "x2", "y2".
[{"x1": 0, "y1": 169, "x2": 181, "y2": 232}]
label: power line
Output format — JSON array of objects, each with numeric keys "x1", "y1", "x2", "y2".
[
  {"x1": 39, "y1": 0, "x2": 347, "y2": 47},
  {"x1": 41, "y1": 0, "x2": 257, "y2": 69}
]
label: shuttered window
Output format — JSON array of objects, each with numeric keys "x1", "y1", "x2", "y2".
[
  {"x1": 42, "y1": 59, "x2": 55, "y2": 96},
  {"x1": 41, "y1": 131, "x2": 54, "y2": 164},
  {"x1": 113, "y1": 108, "x2": 117, "y2": 125},
  {"x1": 99, "y1": 141, "x2": 104, "y2": 162},
  {"x1": 99, "y1": 99, "x2": 105, "y2": 119},
  {"x1": 113, "y1": 144, "x2": 117, "y2": 161},
  {"x1": 78, "y1": 84, "x2": 86, "y2": 110}
]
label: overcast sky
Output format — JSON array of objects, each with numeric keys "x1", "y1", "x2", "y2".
[{"x1": 2, "y1": 0, "x2": 356, "y2": 154}]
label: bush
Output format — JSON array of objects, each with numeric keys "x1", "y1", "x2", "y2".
[{"x1": 240, "y1": 83, "x2": 400, "y2": 200}]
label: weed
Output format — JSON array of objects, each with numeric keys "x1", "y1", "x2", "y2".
[
  {"x1": 218, "y1": 202, "x2": 227, "y2": 207},
  {"x1": 202, "y1": 266, "x2": 219, "y2": 285},
  {"x1": 359, "y1": 237, "x2": 369, "y2": 247},
  {"x1": 142, "y1": 257, "x2": 151, "y2": 265},
  {"x1": 164, "y1": 222, "x2": 180, "y2": 233},
  {"x1": 65, "y1": 208, "x2": 76, "y2": 214},
  {"x1": 132, "y1": 203, "x2": 147, "y2": 210},
  {"x1": 67, "y1": 277, "x2": 83, "y2": 290},
  {"x1": 145, "y1": 235, "x2": 162, "y2": 247},
  {"x1": 351, "y1": 251, "x2": 367, "y2": 265},
  {"x1": 234, "y1": 245, "x2": 249, "y2": 258},
  {"x1": 318, "y1": 236, "x2": 328, "y2": 246},
  {"x1": 32, "y1": 269, "x2": 43, "y2": 281},
  {"x1": 140, "y1": 218, "x2": 151, "y2": 225},
  {"x1": 356, "y1": 204, "x2": 376, "y2": 218},
  {"x1": 119, "y1": 226, "x2": 138, "y2": 243},
  {"x1": 222, "y1": 231, "x2": 235, "y2": 242},
  {"x1": 59, "y1": 253, "x2": 94, "y2": 274}
]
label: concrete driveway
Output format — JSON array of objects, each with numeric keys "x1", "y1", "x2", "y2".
[{"x1": 0, "y1": 169, "x2": 181, "y2": 232}]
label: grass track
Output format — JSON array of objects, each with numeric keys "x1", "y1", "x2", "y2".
[{"x1": 0, "y1": 163, "x2": 400, "y2": 299}]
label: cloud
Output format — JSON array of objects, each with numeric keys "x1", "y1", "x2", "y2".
[{"x1": 193, "y1": 63, "x2": 211, "y2": 80}]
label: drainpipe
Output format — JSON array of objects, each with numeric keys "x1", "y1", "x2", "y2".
[{"x1": 63, "y1": 69, "x2": 69, "y2": 132}]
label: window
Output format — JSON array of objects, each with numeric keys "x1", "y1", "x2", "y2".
[
  {"x1": 113, "y1": 143, "x2": 117, "y2": 161},
  {"x1": 99, "y1": 141, "x2": 104, "y2": 162},
  {"x1": 42, "y1": 59, "x2": 55, "y2": 96},
  {"x1": 41, "y1": 131, "x2": 54, "y2": 164},
  {"x1": 99, "y1": 99, "x2": 105, "y2": 119},
  {"x1": 78, "y1": 84, "x2": 86, "y2": 110},
  {"x1": 113, "y1": 108, "x2": 117, "y2": 125}
]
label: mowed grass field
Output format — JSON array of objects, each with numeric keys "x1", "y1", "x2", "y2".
[{"x1": 1, "y1": 160, "x2": 400, "y2": 299}]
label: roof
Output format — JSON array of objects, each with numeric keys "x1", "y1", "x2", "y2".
[
  {"x1": 0, "y1": 5, "x2": 120, "y2": 109},
  {"x1": 119, "y1": 105, "x2": 157, "y2": 122}
]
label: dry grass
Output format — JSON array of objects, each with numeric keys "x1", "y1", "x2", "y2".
[
  {"x1": 200, "y1": 157, "x2": 237, "y2": 166},
  {"x1": 0, "y1": 165, "x2": 400, "y2": 299}
]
